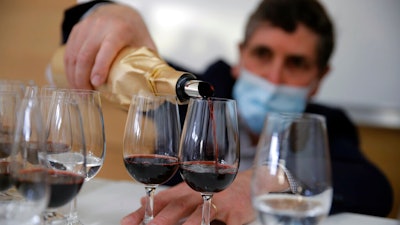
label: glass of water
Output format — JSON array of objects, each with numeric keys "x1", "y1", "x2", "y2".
[{"x1": 252, "y1": 113, "x2": 332, "y2": 225}]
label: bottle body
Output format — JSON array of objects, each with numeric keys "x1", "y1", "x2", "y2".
[{"x1": 47, "y1": 46, "x2": 213, "y2": 108}]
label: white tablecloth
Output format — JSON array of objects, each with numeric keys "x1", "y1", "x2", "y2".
[{"x1": 77, "y1": 178, "x2": 398, "y2": 225}]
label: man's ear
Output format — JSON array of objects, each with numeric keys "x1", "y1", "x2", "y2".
[{"x1": 309, "y1": 65, "x2": 330, "y2": 97}]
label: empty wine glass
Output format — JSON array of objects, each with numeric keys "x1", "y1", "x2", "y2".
[
  {"x1": 123, "y1": 94, "x2": 181, "y2": 224},
  {"x1": 179, "y1": 97, "x2": 240, "y2": 225},
  {"x1": 41, "y1": 90, "x2": 87, "y2": 224},
  {"x1": 252, "y1": 113, "x2": 332, "y2": 225},
  {"x1": 1, "y1": 86, "x2": 50, "y2": 225},
  {"x1": 61, "y1": 89, "x2": 106, "y2": 225}
]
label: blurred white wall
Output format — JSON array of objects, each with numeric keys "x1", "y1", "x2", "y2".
[
  {"x1": 82, "y1": 0, "x2": 400, "y2": 128},
  {"x1": 317, "y1": 0, "x2": 400, "y2": 128},
  {"x1": 121, "y1": 0, "x2": 259, "y2": 71}
]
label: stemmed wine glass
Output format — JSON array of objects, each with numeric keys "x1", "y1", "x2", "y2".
[
  {"x1": 1, "y1": 86, "x2": 50, "y2": 225},
  {"x1": 123, "y1": 94, "x2": 181, "y2": 225},
  {"x1": 0, "y1": 80, "x2": 26, "y2": 176},
  {"x1": 179, "y1": 97, "x2": 240, "y2": 225},
  {"x1": 0, "y1": 92, "x2": 19, "y2": 196},
  {"x1": 1, "y1": 82, "x2": 25, "y2": 220},
  {"x1": 62, "y1": 89, "x2": 106, "y2": 225},
  {"x1": 252, "y1": 113, "x2": 332, "y2": 225},
  {"x1": 41, "y1": 90, "x2": 87, "y2": 224},
  {"x1": 0, "y1": 79, "x2": 26, "y2": 99}
]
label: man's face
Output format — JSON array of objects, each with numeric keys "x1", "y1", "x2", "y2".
[{"x1": 239, "y1": 23, "x2": 327, "y2": 96}]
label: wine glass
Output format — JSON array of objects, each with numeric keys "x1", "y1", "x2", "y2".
[
  {"x1": 0, "y1": 91, "x2": 20, "y2": 199},
  {"x1": 179, "y1": 97, "x2": 240, "y2": 225},
  {"x1": 38, "y1": 86, "x2": 57, "y2": 124},
  {"x1": 252, "y1": 113, "x2": 332, "y2": 225},
  {"x1": 123, "y1": 94, "x2": 181, "y2": 225},
  {"x1": 0, "y1": 80, "x2": 26, "y2": 208},
  {"x1": 0, "y1": 79, "x2": 26, "y2": 163},
  {"x1": 41, "y1": 90, "x2": 87, "y2": 224},
  {"x1": 0, "y1": 79, "x2": 26, "y2": 99},
  {"x1": 61, "y1": 89, "x2": 106, "y2": 225},
  {"x1": 1, "y1": 86, "x2": 50, "y2": 225}
]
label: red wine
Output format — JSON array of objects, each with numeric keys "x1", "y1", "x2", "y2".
[
  {"x1": 0, "y1": 142, "x2": 12, "y2": 158},
  {"x1": 208, "y1": 99, "x2": 219, "y2": 163},
  {"x1": 180, "y1": 161, "x2": 237, "y2": 193},
  {"x1": 14, "y1": 169, "x2": 48, "y2": 201},
  {"x1": 0, "y1": 161, "x2": 13, "y2": 191},
  {"x1": 15, "y1": 169, "x2": 84, "y2": 208},
  {"x1": 124, "y1": 154, "x2": 179, "y2": 185},
  {"x1": 47, "y1": 170, "x2": 84, "y2": 208}
]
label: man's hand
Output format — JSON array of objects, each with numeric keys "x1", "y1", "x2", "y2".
[
  {"x1": 121, "y1": 170, "x2": 256, "y2": 225},
  {"x1": 64, "y1": 4, "x2": 156, "y2": 89}
]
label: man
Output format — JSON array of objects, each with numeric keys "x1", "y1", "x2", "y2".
[{"x1": 60, "y1": 0, "x2": 393, "y2": 224}]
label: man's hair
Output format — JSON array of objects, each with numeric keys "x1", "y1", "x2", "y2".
[{"x1": 244, "y1": 0, "x2": 335, "y2": 70}]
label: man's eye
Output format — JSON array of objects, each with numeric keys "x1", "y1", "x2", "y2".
[
  {"x1": 252, "y1": 47, "x2": 271, "y2": 60},
  {"x1": 287, "y1": 57, "x2": 308, "y2": 69}
]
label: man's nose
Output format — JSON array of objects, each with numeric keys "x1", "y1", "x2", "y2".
[{"x1": 260, "y1": 59, "x2": 284, "y2": 85}]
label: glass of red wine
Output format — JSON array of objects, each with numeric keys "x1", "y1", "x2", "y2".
[
  {"x1": 40, "y1": 90, "x2": 87, "y2": 224},
  {"x1": 179, "y1": 97, "x2": 240, "y2": 225},
  {"x1": 1, "y1": 86, "x2": 50, "y2": 225},
  {"x1": 252, "y1": 113, "x2": 332, "y2": 225},
  {"x1": 123, "y1": 94, "x2": 181, "y2": 225}
]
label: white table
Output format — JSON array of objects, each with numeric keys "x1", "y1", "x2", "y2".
[{"x1": 77, "y1": 178, "x2": 398, "y2": 225}]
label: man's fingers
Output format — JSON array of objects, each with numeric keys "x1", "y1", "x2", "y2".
[
  {"x1": 150, "y1": 196, "x2": 201, "y2": 225},
  {"x1": 65, "y1": 20, "x2": 93, "y2": 88},
  {"x1": 120, "y1": 207, "x2": 145, "y2": 225},
  {"x1": 90, "y1": 37, "x2": 123, "y2": 87},
  {"x1": 65, "y1": 18, "x2": 102, "y2": 89},
  {"x1": 181, "y1": 201, "x2": 221, "y2": 225},
  {"x1": 71, "y1": 42, "x2": 98, "y2": 89}
]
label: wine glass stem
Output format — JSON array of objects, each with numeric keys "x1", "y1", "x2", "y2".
[
  {"x1": 143, "y1": 185, "x2": 156, "y2": 224},
  {"x1": 66, "y1": 197, "x2": 81, "y2": 224},
  {"x1": 201, "y1": 193, "x2": 214, "y2": 225}
]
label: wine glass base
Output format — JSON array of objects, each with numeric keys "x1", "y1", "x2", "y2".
[
  {"x1": 62, "y1": 206, "x2": 83, "y2": 225},
  {"x1": 43, "y1": 211, "x2": 67, "y2": 225},
  {"x1": 43, "y1": 211, "x2": 85, "y2": 225},
  {"x1": 0, "y1": 187, "x2": 23, "y2": 201},
  {"x1": 66, "y1": 218, "x2": 84, "y2": 225}
]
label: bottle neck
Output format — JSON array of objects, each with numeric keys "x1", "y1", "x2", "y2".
[{"x1": 176, "y1": 73, "x2": 214, "y2": 102}]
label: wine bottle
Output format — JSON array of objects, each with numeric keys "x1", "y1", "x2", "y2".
[{"x1": 47, "y1": 46, "x2": 214, "y2": 107}]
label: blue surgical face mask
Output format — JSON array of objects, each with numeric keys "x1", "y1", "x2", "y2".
[{"x1": 232, "y1": 68, "x2": 310, "y2": 134}]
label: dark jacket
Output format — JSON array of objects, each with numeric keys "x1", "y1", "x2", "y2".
[{"x1": 61, "y1": 0, "x2": 393, "y2": 217}]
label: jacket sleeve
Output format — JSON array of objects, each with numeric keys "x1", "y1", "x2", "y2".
[{"x1": 61, "y1": 0, "x2": 113, "y2": 44}]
